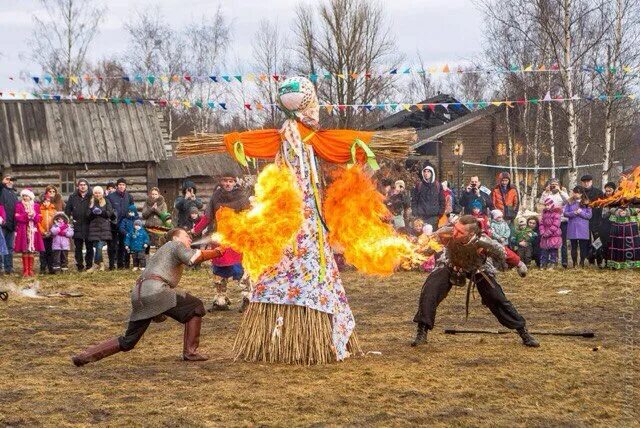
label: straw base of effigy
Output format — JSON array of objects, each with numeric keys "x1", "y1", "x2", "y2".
[{"x1": 233, "y1": 302, "x2": 362, "y2": 365}]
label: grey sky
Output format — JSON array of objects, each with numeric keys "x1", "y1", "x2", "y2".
[{"x1": 0, "y1": 0, "x2": 484, "y2": 92}]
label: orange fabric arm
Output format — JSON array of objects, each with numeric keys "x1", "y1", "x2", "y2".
[
  {"x1": 298, "y1": 123, "x2": 375, "y2": 164},
  {"x1": 223, "y1": 129, "x2": 282, "y2": 159}
]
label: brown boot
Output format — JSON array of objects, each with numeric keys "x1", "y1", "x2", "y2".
[
  {"x1": 71, "y1": 337, "x2": 122, "y2": 366},
  {"x1": 182, "y1": 316, "x2": 208, "y2": 361}
]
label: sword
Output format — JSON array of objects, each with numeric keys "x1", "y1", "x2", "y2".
[{"x1": 444, "y1": 328, "x2": 595, "y2": 338}]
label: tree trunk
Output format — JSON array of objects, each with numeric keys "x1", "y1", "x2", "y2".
[{"x1": 563, "y1": 0, "x2": 578, "y2": 189}]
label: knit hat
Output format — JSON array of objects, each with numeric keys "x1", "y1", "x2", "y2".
[
  {"x1": 189, "y1": 206, "x2": 200, "y2": 215},
  {"x1": 76, "y1": 178, "x2": 89, "y2": 187},
  {"x1": 422, "y1": 224, "x2": 433, "y2": 235},
  {"x1": 20, "y1": 189, "x2": 35, "y2": 200},
  {"x1": 517, "y1": 217, "x2": 527, "y2": 227},
  {"x1": 53, "y1": 212, "x2": 69, "y2": 224},
  {"x1": 471, "y1": 200, "x2": 483, "y2": 211},
  {"x1": 491, "y1": 209, "x2": 504, "y2": 220},
  {"x1": 159, "y1": 211, "x2": 172, "y2": 222},
  {"x1": 543, "y1": 197, "x2": 555, "y2": 207},
  {"x1": 395, "y1": 180, "x2": 406, "y2": 189},
  {"x1": 549, "y1": 177, "x2": 560, "y2": 186},
  {"x1": 127, "y1": 204, "x2": 138, "y2": 214},
  {"x1": 134, "y1": 219, "x2": 144, "y2": 227}
]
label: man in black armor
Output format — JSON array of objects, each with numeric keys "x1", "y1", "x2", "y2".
[{"x1": 412, "y1": 215, "x2": 539, "y2": 348}]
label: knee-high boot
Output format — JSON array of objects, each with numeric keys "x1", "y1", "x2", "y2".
[
  {"x1": 182, "y1": 316, "x2": 208, "y2": 361},
  {"x1": 21, "y1": 254, "x2": 28, "y2": 277},
  {"x1": 71, "y1": 337, "x2": 122, "y2": 366}
]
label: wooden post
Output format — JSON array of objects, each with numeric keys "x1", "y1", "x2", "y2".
[{"x1": 147, "y1": 162, "x2": 158, "y2": 189}]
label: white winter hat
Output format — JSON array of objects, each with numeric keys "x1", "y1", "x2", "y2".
[
  {"x1": 20, "y1": 189, "x2": 35, "y2": 200},
  {"x1": 491, "y1": 209, "x2": 503, "y2": 220}
]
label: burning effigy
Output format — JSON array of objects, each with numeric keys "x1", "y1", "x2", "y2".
[
  {"x1": 177, "y1": 76, "x2": 416, "y2": 364},
  {"x1": 590, "y1": 166, "x2": 640, "y2": 269}
]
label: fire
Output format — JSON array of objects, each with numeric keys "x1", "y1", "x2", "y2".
[
  {"x1": 324, "y1": 166, "x2": 416, "y2": 275},
  {"x1": 590, "y1": 165, "x2": 640, "y2": 207},
  {"x1": 215, "y1": 164, "x2": 304, "y2": 279}
]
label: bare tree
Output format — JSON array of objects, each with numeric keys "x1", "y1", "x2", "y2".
[
  {"x1": 405, "y1": 51, "x2": 441, "y2": 101},
  {"x1": 252, "y1": 19, "x2": 292, "y2": 128},
  {"x1": 294, "y1": 0, "x2": 402, "y2": 128},
  {"x1": 29, "y1": 0, "x2": 105, "y2": 94}
]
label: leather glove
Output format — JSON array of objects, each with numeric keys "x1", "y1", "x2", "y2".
[{"x1": 193, "y1": 248, "x2": 224, "y2": 264}]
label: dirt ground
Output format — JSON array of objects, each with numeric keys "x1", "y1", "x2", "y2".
[{"x1": 0, "y1": 266, "x2": 637, "y2": 427}]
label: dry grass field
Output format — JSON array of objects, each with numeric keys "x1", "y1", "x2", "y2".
[{"x1": 0, "y1": 267, "x2": 637, "y2": 427}]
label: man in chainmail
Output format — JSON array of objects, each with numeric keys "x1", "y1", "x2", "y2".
[
  {"x1": 72, "y1": 228, "x2": 223, "y2": 366},
  {"x1": 411, "y1": 215, "x2": 539, "y2": 348}
]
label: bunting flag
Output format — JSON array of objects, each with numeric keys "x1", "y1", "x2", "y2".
[
  {"x1": 1, "y1": 90, "x2": 636, "y2": 112},
  {"x1": 9, "y1": 63, "x2": 640, "y2": 86}
]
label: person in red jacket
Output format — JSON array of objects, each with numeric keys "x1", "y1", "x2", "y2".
[
  {"x1": 192, "y1": 173, "x2": 251, "y2": 311},
  {"x1": 491, "y1": 172, "x2": 520, "y2": 222}
]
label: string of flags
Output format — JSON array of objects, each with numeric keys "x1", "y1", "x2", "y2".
[
  {"x1": 5, "y1": 63, "x2": 640, "y2": 86},
  {"x1": 0, "y1": 90, "x2": 636, "y2": 112}
]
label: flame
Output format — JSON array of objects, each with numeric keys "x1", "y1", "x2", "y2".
[
  {"x1": 215, "y1": 164, "x2": 304, "y2": 279},
  {"x1": 590, "y1": 165, "x2": 640, "y2": 207},
  {"x1": 324, "y1": 166, "x2": 416, "y2": 275}
]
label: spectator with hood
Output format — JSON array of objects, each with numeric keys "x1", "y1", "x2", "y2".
[
  {"x1": 410, "y1": 163, "x2": 445, "y2": 230},
  {"x1": 174, "y1": 180, "x2": 204, "y2": 229},
  {"x1": 491, "y1": 172, "x2": 519, "y2": 222}
]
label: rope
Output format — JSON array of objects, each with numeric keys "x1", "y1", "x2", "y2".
[{"x1": 462, "y1": 161, "x2": 603, "y2": 170}]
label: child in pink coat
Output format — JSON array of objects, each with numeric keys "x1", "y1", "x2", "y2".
[
  {"x1": 539, "y1": 197, "x2": 563, "y2": 269},
  {"x1": 14, "y1": 189, "x2": 45, "y2": 277}
]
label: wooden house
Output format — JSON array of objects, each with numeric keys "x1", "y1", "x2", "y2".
[
  {"x1": 0, "y1": 100, "x2": 169, "y2": 207},
  {"x1": 372, "y1": 95, "x2": 531, "y2": 190},
  {"x1": 157, "y1": 153, "x2": 244, "y2": 208}
]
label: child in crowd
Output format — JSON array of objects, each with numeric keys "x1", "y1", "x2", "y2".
[
  {"x1": 511, "y1": 217, "x2": 537, "y2": 266},
  {"x1": 15, "y1": 189, "x2": 44, "y2": 277},
  {"x1": 385, "y1": 180, "x2": 410, "y2": 231},
  {"x1": 50, "y1": 212, "x2": 74, "y2": 273},
  {"x1": 408, "y1": 218, "x2": 425, "y2": 241},
  {"x1": 38, "y1": 194, "x2": 57, "y2": 274},
  {"x1": 470, "y1": 199, "x2": 491, "y2": 236},
  {"x1": 527, "y1": 217, "x2": 541, "y2": 267},
  {"x1": 187, "y1": 206, "x2": 202, "y2": 238},
  {"x1": 124, "y1": 219, "x2": 150, "y2": 271},
  {"x1": 118, "y1": 204, "x2": 139, "y2": 267},
  {"x1": 539, "y1": 197, "x2": 563, "y2": 269},
  {"x1": 564, "y1": 186, "x2": 592, "y2": 268},
  {"x1": 490, "y1": 209, "x2": 511, "y2": 245}
]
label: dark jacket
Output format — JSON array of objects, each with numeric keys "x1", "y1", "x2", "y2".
[
  {"x1": 583, "y1": 186, "x2": 603, "y2": 234},
  {"x1": 64, "y1": 189, "x2": 93, "y2": 240},
  {"x1": 194, "y1": 186, "x2": 250, "y2": 234},
  {"x1": 106, "y1": 190, "x2": 135, "y2": 225},
  {"x1": 410, "y1": 165, "x2": 445, "y2": 221},
  {"x1": 460, "y1": 187, "x2": 493, "y2": 215},
  {"x1": 87, "y1": 199, "x2": 115, "y2": 242},
  {"x1": 174, "y1": 195, "x2": 204, "y2": 229},
  {"x1": 0, "y1": 183, "x2": 19, "y2": 231}
]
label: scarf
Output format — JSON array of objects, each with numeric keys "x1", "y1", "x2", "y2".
[{"x1": 23, "y1": 201, "x2": 36, "y2": 252}]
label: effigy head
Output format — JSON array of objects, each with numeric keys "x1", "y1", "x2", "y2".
[{"x1": 277, "y1": 76, "x2": 319, "y2": 125}]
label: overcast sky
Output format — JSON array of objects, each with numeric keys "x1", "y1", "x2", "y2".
[{"x1": 0, "y1": 0, "x2": 485, "y2": 93}]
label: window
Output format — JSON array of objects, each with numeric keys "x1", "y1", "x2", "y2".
[
  {"x1": 496, "y1": 142, "x2": 507, "y2": 156},
  {"x1": 60, "y1": 170, "x2": 76, "y2": 195}
]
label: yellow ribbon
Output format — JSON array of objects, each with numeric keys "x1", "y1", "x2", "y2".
[
  {"x1": 233, "y1": 140, "x2": 248, "y2": 167},
  {"x1": 302, "y1": 131, "x2": 316, "y2": 143},
  {"x1": 348, "y1": 138, "x2": 380, "y2": 170}
]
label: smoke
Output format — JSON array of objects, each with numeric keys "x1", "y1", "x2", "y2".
[{"x1": 0, "y1": 280, "x2": 43, "y2": 299}]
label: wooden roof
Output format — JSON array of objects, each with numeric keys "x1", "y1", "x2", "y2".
[
  {"x1": 414, "y1": 105, "x2": 501, "y2": 149},
  {"x1": 157, "y1": 154, "x2": 244, "y2": 179},
  {"x1": 369, "y1": 94, "x2": 471, "y2": 131},
  {"x1": 0, "y1": 100, "x2": 168, "y2": 166}
]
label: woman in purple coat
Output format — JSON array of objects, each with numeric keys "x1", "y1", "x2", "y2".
[
  {"x1": 564, "y1": 186, "x2": 592, "y2": 268},
  {"x1": 14, "y1": 189, "x2": 45, "y2": 277}
]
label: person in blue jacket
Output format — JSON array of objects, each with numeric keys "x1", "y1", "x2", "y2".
[{"x1": 124, "y1": 219, "x2": 150, "y2": 271}]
